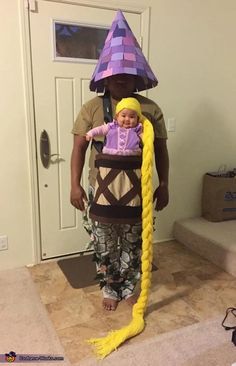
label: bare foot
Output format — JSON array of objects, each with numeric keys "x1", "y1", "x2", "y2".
[
  {"x1": 125, "y1": 294, "x2": 138, "y2": 307},
  {"x1": 103, "y1": 298, "x2": 119, "y2": 311}
]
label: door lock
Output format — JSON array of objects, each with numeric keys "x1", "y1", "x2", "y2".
[{"x1": 40, "y1": 130, "x2": 61, "y2": 168}]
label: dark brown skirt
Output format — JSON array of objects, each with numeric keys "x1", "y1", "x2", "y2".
[{"x1": 89, "y1": 153, "x2": 142, "y2": 224}]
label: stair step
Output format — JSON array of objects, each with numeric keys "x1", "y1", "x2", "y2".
[{"x1": 173, "y1": 217, "x2": 236, "y2": 277}]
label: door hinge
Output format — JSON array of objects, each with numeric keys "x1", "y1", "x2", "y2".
[{"x1": 25, "y1": 0, "x2": 37, "y2": 12}]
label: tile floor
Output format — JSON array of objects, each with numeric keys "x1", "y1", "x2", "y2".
[{"x1": 28, "y1": 240, "x2": 236, "y2": 364}]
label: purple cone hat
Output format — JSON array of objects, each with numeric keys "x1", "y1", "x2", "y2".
[{"x1": 89, "y1": 10, "x2": 158, "y2": 92}]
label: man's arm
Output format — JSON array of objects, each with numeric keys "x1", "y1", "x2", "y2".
[
  {"x1": 153, "y1": 137, "x2": 169, "y2": 211},
  {"x1": 70, "y1": 134, "x2": 89, "y2": 211}
]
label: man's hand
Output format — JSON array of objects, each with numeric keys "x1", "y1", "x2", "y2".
[
  {"x1": 70, "y1": 185, "x2": 88, "y2": 211},
  {"x1": 153, "y1": 184, "x2": 169, "y2": 211}
]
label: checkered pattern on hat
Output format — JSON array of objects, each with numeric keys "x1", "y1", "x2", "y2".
[{"x1": 89, "y1": 10, "x2": 158, "y2": 92}]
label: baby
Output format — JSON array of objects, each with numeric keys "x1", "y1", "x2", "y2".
[{"x1": 86, "y1": 97, "x2": 143, "y2": 156}]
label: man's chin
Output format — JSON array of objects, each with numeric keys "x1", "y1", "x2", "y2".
[{"x1": 113, "y1": 90, "x2": 132, "y2": 99}]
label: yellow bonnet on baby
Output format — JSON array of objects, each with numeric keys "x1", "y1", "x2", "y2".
[{"x1": 115, "y1": 97, "x2": 142, "y2": 119}]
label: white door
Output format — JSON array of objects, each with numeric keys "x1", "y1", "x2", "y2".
[{"x1": 29, "y1": 0, "x2": 147, "y2": 259}]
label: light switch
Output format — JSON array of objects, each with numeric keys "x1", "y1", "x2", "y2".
[{"x1": 167, "y1": 118, "x2": 176, "y2": 132}]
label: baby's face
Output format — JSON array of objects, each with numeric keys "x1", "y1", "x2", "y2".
[{"x1": 117, "y1": 109, "x2": 139, "y2": 128}]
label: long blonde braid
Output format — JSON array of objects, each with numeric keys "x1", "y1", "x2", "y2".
[{"x1": 87, "y1": 116, "x2": 154, "y2": 358}]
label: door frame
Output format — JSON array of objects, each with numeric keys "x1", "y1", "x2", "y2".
[{"x1": 19, "y1": 0, "x2": 150, "y2": 264}]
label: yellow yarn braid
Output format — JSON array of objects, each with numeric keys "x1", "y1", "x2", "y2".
[{"x1": 87, "y1": 117, "x2": 154, "y2": 358}]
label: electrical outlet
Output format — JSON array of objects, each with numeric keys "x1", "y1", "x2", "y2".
[
  {"x1": 0, "y1": 235, "x2": 8, "y2": 251},
  {"x1": 167, "y1": 118, "x2": 176, "y2": 132}
]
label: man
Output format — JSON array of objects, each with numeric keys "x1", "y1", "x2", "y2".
[{"x1": 70, "y1": 11, "x2": 169, "y2": 311}]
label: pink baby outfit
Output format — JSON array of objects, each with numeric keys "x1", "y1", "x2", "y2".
[{"x1": 86, "y1": 120, "x2": 142, "y2": 156}]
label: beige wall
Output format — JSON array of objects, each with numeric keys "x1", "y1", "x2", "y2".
[
  {"x1": 0, "y1": 0, "x2": 236, "y2": 269},
  {"x1": 0, "y1": 0, "x2": 36, "y2": 270},
  {"x1": 148, "y1": 0, "x2": 236, "y2": 239}
]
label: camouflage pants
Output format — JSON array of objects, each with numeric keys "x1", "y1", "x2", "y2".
[
  {"x1": 91, "y1": 220, "x2": 142, "y2": 300},
  {"x1": 82, "y1": 187, "x2": 142, "y2": 300}
]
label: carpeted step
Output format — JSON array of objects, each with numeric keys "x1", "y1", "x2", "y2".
[{"x1": 173, "y1": 217, "x2": 236, "y2": 277}]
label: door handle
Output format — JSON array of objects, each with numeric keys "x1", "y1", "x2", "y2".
[{"x1": 40, "y1": 130, "x2": 61, "y2": 168}]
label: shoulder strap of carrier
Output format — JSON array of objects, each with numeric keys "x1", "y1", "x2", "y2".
[
  {"x1": 91, "y1": 92, "x2": 113, "y2": 152},
  {"x1": 102, "y1": 91, "x2": 113, "y2": 123}
]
